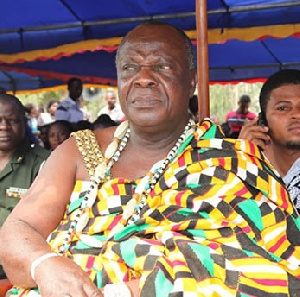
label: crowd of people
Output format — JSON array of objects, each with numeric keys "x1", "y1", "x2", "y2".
[
  {"x1": 23, "y1": 82, "x2": 122, "y2": 151},
  {"x1": 0, "y1": 20, "x2": 299, "y2": 297}
]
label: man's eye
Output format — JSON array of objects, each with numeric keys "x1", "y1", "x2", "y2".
[
  {"x1": 157, "y1": 63, "x2": 172, "y2": 70},
  {"x1": 123, "y1": 64, "x2": 137, "y2": 71},
  {"x1": 1, "y1": 118, "x2": 20, "y2": 125},
  {"x1": 277, "y1": 106, "x2": 288, "y2": 111}
]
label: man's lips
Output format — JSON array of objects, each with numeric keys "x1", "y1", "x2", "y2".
[
  {"x1": 0, "y1": 135, "x2": 11, "y2": 141},
  {"x1": 132, "y1": 96, "x2": 162, "y2": 107},
  {"x1": 288, "y1": 123, "x2": 300, "y2": 132}
]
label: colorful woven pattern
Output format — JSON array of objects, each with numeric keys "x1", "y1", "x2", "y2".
[{"x1": 10, "y1": 120, "x2": 300, "y2": 296}]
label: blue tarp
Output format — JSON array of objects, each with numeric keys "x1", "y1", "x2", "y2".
[{"x1": 1, "y1": 0, "x2": 300, "y2": 92}]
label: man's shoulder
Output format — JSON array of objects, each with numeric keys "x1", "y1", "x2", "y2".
[
  {"x1": 27, "y1": 143, "x2": 50, "y2": 160},
  {"x1": 57, "y1": 98, "x2": 75, "y2": 111},
  {"x1": 196, "y1": 120, "x2": 260, "y2": 156},
  {"x1": 225, "y1": 111, "x2": 236, "y2": 118},
  {"x1": 196, "y1": 120, "x2": 225, "y2": 141},
  {"x1": 114, "y1": 104, "x2": 123, "y2": 111},
  {"x1": 10, "y1": 139, "x2": 50, "y2": 170},
  {"x1": 247, "y1": 112, "x2": 256, "y2": 119},
  {"x1": 97, "y1": 106, "x2": 108, "y2": 116},
  {"x1": 229, "y1": 110, "x2": 238, "y2": 116}
]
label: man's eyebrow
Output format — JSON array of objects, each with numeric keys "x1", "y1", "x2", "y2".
[
  {"x1": 273, "y1": 100, "x2": 292, "y2": 104},
  {"x1": 277, "y1": 99, "x2": 293, "y2": 102}
]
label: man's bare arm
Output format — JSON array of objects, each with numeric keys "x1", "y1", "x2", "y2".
[{"x1": 0, "y1": 138, "x2": 101, "y2": 296}]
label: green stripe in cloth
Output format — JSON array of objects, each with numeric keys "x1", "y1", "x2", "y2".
[
  {"x1": 202, "y1": 124, "x2": 218, "y2": 139},
  {"x1": 120, "y1": 238, "x2": 138, "y2": 267},
  {"x1": 114, "y1": 223, "x2": 150, "y2": 240},
  {"x1": 154, "y1": 269, "x2": 174, "y2": 295},
  {"x1": 68, "y1": 197, "x2": 85, "y2": 213},
  {"x1": 238, "y1": 199, "x2": 264, "y2": 231},
  {"x1": 96, "y1": 270, "x2": 103, "y2": 289},
  {"x1": 188, "y1": 228, "x2": 207, "y2": 238},
  {"x1": 189, "y1": 243, "x2": 214, "y2": 277}
]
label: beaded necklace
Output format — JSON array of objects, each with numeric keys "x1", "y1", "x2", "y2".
[{"x1": 59, "y1": 119, "x2": 196, "y2": 253}]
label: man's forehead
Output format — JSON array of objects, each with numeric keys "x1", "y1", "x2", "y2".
[
  {"x1": 271, "y1": 84, "x2": 300, "y2": 95},
  {"x1": 0, "y1": 98, "x2": 18, "y2": 108},
  {"x1": 123, "y1": 24, "x2": 184, "y2": 46},
  {"x1": 118, "y1": 26, "x2": 185, "y2": 58},
  {"x1": 121, "y1": 41, "x2": 173, "y2": 55},
  {"x1": 0, "y1": 102, "x2": 21, "y2": 115}
]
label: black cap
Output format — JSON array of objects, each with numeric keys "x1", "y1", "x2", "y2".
[{"x1": 239, "y1": 94, "x2": 251, "y2": 103}]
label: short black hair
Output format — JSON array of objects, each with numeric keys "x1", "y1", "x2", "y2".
[
  {"x1": 260, "y1": 69, "x2": 300, "y2": 114},
  {"x1": 48, "y1": 120, "x2": 73, "y2": 134},
  {"x1": 46, "y1": 100, "x2": 59, "y2": 112},
  {"x1": 116, "y1": 20, "x2": 196, "y2": 70},
  {"x1": 0, "y1": 94, "x2": 25, "y2": 117},
  {"x1": 68, "y1": 77, "x2": 82, "y2": 89},
  {"x1": 93, "y1": 114, "x2": 117, "y2": 130},
  {"x1": 239, "y1": 94, "x2": 251, "y2": 103}
]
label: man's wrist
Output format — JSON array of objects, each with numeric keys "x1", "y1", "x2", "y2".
[{"x1": 30, "y1": 252, "x2": 61, "y2": 282}]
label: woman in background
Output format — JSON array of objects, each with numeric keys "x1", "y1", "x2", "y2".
[
  {"x1": 38, "y1": 100, "x2": 59, "y2": 127},
  {"x1": 47, "y1": 120, "x2": 73, "y2": 151}
]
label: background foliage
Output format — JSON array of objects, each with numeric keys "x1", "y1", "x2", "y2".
[{"x1": 209, "y1": 82, "x2": 263, "y2": 123}]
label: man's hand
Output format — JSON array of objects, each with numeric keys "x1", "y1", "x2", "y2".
[
  {"x1": 238, "y1": 117, "x2": 271, "y2": 151},
  {"x1": 35, "y1": 255, "x2": 103, "y2": 297}
]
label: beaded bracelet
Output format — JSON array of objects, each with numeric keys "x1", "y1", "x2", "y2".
[
  {"x1": 103, "y1": 283, "x2": 132, "y2": 297},
  {"x1": 30, "y1": 252, "x2": 61, "y2": 281}
]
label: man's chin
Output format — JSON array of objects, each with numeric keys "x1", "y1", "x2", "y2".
[{"x1": 286, "y1": 142, "x2": 300, "y2": 150}]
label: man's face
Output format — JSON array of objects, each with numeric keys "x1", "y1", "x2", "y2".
[
  {"x1": 266, "y1": 84, "x2": 300, "y2": 150},
  {"x1": 106, "y1": 93, "x2": 116, "y2": 109},
  {"x1": 240, "y1": 101, "x2": 250, "y2": 114},
  {"x1": 69, "y1": 81, "x2": 83, "y2": 101},
  {"x1": 0, "y1": 100, "x2": 26, "y2": 152},
  {"x1": 116, "y1": 25, "x2": 196, "y2": 128}
]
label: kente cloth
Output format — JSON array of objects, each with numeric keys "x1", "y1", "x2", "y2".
[
  {"x1": 9, "y1": 120, "x2": 300, "y2": 297},
  {"x1": 283, "y1": 158, "x2": 300, "y2": 214}
]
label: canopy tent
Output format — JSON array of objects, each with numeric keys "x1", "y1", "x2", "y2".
[
  {"x1": 1, "y1": 0, "x2": 300, "y2": 53},
  {"x1": 0, "y1": 70, "x2": 69, "y2": 93},
  {"x1": 2, "y1": 35, "x2": 300, "y2": 88},
  {"x1": 1, "y1": 0, "x2": 300, "y2": 93}
]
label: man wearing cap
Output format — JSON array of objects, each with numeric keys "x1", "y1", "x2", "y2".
[{"x1": 224, "y1": 94, "x2": 256, "y2": 138}]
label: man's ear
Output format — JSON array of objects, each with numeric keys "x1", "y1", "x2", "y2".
[{"x1": 189, "y1": 70, "x2": 197, "y2": 98}]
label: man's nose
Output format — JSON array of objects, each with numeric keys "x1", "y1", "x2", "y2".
[
  {"x1": 0, "y1": 119, "x2": 10, "y2": 129},
  {"x1": 134, "y1": 68, "x2": 157, "y2": 88},
  {"x1": 291, "y1": 106, "x2": 300, "y2": 119}
]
